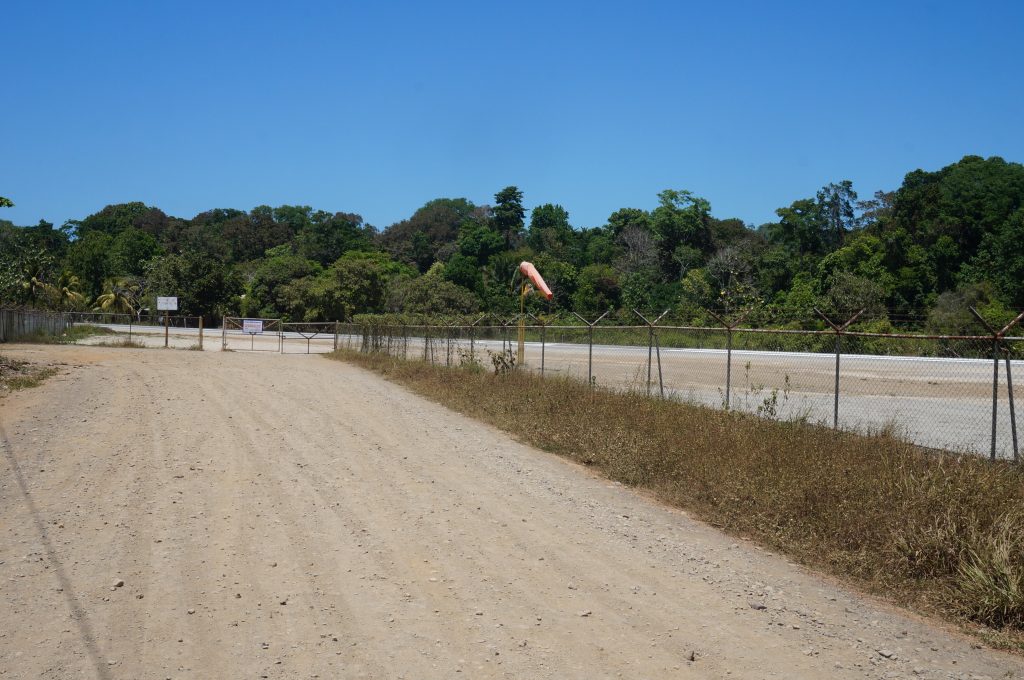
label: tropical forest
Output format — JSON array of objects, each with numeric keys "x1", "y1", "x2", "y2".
[{"x1": 2, "y1": 154, "x2": 1023, "y2": 333}]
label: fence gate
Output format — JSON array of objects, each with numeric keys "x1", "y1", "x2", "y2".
[
  {"x1": 221, "y1": 317, "x2": 283, "y2": 352},
  {"x1": 281, "y1": 321, "x2": 340, "y2": 354}
]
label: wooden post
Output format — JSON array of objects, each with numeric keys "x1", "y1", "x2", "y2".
[
  {"x1": 164, "y1": 313, "x2": 169, "y2": 348},
  {"x1": 199, "y1": 316, "x2": 204, "y2": 350}
]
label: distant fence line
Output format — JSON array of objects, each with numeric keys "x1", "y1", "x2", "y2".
[
  {"x1": 5, "y1": 307, "x2": 1023, "y2": 462},
  {"x1": 355, "y1": 310, "x2": 1024, "y2": 463}
]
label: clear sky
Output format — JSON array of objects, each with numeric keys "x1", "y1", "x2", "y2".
[{"x1": 2, "y1": 0, "x2": 1022, "y2": 232}]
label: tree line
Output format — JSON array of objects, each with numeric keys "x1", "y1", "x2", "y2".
[{"x1": 2, "y1": 154, "x2": 1022, "y2": 333}]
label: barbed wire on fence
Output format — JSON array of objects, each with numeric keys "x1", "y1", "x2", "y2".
[{"x1": 5, "y1": 305, "x2": 1023, "y2": 462}]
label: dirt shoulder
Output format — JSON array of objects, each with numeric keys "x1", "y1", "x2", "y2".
[{"x1": 1, "y1": 343, "x2": 1021, "y2": 679}]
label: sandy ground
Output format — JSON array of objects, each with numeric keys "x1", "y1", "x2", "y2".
[
  {"x1": 1, "y1": 343, "x2": 1022, "y2": 680},
  {"x1": 82, "y1": 325, "x2": 1020, "y2": 457}
]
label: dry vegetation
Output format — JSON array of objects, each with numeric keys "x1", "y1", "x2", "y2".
[
  {"x1": 0, "y1": 354, "x2": 59, "y2": 392},
  {"x1": 329, "y1": 348, "x2": 1024, "y2": 647}
]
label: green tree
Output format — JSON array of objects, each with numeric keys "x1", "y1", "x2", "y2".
[
  {"x1": 766, "y1": 198, "x2": 826, "y2": 255},
  {"x1": 493, "y1": 186, "x2": 525, "y2": 249},
  {"x1": 526, "y1": 203, "x2": 573, "y2": 257},
  {"x1": 66, "y1": 231, "x2": 115, "y2": 299},
  {"x1": 244, "y1": 246, "x2": 321, "y2": 317},
  {"x1": 650, "y1": 189, "x2": 712, "y2": 277},
  {"x1": 295, "y1": 211, "x2": 372, "y2": 266},
  {"x1": 78, "y1": 202, "x2": 158, "y2": 237},
  {"x1": 443, "y1": 252, "x2": 483, "y2": 294},
  {"x1": 386, "y1": 275, "x2": 479, "y2": 315},
  {"x1": 816, "y1": 180, "x2": 858, "y2": 248},
  {"x1": 572, "y1": 264, "x2": 620, "y2": 316},
  {"x1": 47, "y1": 271, "x2": 87, "y2": 311},
  {"x1": 456, "y1": 219, "x2": 505, "y2": 265},
  {"x1": 606, "y1": 207, "x2": 651, "y2": 237},
  {"x1": 146, "y1": 252, "x2": 240, "y2": 321},
  {"x1": 93, "y1": 278, "x2": 142, "y2": 315},
  {"x1": 378, "y1": 198, "x2": 479, "y2": 271},
  {"x1": 961, "y1": 208, "x2": 1024, "y2": 306},
  {"x1": 110, "y1": 228, "x2": 163, "y2": 276}
]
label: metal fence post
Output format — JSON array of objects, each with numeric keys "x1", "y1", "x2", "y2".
[
  {"x1": 588, "y1": 324, "x2": 594, "y2": 385},
  {"x1": 334, "y1": 320, "x2": 339, "y2": 351},
  {"x1": 833, "y1": 334, "x2": 841, "y2": 429},
  {"x1": 647, "y1": 324, "x2": 654, "y2": 395},
  {"x1": 969, "y1": 307, "x2": 1024, "y2": 461},
  {"x1": 1005, "y1": 348, "x2": 1019, "y2": 462},
  {"x1": 634, "y1": 310, "x2": 670, "y2": 398},
  {"x1": 725, "y1": 328, "x2": 733, "y2": 409},
  {"x1": 541, "y1": 323, "x2": 546, "y2": 376},
  {"x1": 573, "y1": 310, "x2": 610, "y2": 388},
  {"x1": 655, "y1": 332, "x2": 664, "y2": 398},
  {"x1": 991, "y1": 338, "x2": 1000, "y2": 461},
  {"x1": 815, "y1": 308, "x2": 865, "y2": 431}
]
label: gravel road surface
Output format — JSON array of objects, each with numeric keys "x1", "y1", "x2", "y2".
[
  {"x1": 83, "y1": 324, "x2": 1022, "y2": 457},
  {"x1": 2, "y1": 344, "x2": 1021, "y2": 679}
]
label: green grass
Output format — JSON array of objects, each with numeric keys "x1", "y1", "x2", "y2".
[{"x1": 328, "y1": 348, "x2": 1024, "y2": 648}]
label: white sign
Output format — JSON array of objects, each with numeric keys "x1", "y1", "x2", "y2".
[
  {"x1": 157, "y1": 296, "x2": 178, "y2": 311},
  {"x1": 243, "y1": 319, "x2": 264, "y2": 335}
]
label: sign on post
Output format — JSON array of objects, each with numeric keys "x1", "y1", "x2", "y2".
[
  {"x1": 242, "y1": 318, "x2": 264, "y2": 350},
  {"x1": 157, "y1": 297, "x2": 178, "y2": 311},
  {"x1": 157, "y1": 297, "x2": 178, "y2": 347}
]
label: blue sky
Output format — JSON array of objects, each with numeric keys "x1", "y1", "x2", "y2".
[{"x1": 2, "y1": 1, "x2": 1022, "y2": 232}]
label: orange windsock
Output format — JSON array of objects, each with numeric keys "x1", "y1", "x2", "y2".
[{"x1": 519, "y1": 261, "x2": 553, "y2": 300}]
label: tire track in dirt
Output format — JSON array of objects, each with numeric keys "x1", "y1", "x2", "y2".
[
  {"x1": 195, "y1": 361, "x2": 393, "y2": 679},
  {"x1": 207, "y1": 357, "x2": 831, "y2": 678},
  {"x1": 3, "y1": 345, "x2": 1024, "y2": 680},
  {"x1": 210, "y1": 357, "x2": 517, "y2": 675}
]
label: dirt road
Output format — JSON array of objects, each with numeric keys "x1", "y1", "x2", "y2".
[
  {"x1": 86, "y1": 324, "x2": 1019, "y2": 457},
  {"x1": 1, "y1": 344, "x2": 1022, "y2": 679}
]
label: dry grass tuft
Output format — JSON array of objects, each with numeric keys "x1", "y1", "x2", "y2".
[
  {"x1": 0, "y1": 354, "x2": 59, "y2": 392},
  {"x1": 94, "y1": 338, "x2": 147, "y2": 348},
  {"x1": 329, "y1": 349, "x2": 1024, "y2": 642}
]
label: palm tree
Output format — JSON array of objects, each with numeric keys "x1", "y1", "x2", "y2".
[
  {"x1": 17, "y1": 248, "x2": 53, "y2": 306},
  {"x1": 47, "y1": 271, "x2": 86, "y2": 310},
  {"x1": 93, "y1": 278, "x2": 139, "y2": 316}
]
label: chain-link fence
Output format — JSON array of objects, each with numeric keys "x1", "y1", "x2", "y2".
[
  {"x1": 8, "y1": 306, "x2": 1021, "y2": 461},
  {"x1": 356, "y1": 314, "x2": 1024, "y2": 462},
  {"x1": 64, "y1": 311, "x2": 206, "y2": 349}
]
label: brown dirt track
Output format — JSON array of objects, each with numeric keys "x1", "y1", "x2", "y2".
[{"x1": 1, "y1": 344, "x2": 1022, "y2": 679}]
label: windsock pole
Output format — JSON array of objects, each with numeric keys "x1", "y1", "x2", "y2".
[
  {"x1": 515, "y1": 261, "x2": 553, "y2": 367},
  {"x1": 518, "y1": 283, "x2": 527, "y2": 365}
]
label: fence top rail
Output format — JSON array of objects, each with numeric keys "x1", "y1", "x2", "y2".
[
  {"x1": 281, "y1": 321, "x2": 338, "y2": 327},
  {"x1": 355, "y1": 320, "x2": 1024, "y2": 343}
]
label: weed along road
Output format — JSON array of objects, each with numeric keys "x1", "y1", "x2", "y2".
[{"x1": 1, "y1": 345, "x2": 1022, "y2": 679}]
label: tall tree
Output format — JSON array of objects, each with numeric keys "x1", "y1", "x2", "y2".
[
  {"x1": 816, "y1": 180, "x2": 858, "y2": 248},
  {"x1": 493, "y1": 186, "x2": 525, "y2": 249},
  {"x1": 526, "y1": 203, "x2": 573, "y2": 257},
  {"x1": 650, "y1": 189, "x2": 712, "y2": 278}
]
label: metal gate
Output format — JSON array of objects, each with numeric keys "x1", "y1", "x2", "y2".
[
  {"x1": 221, "y1": 317, "x2": 283, "y2": 351},
  {"x1": 281, "y1": 321, "x2": 339, "y2": 354}
]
